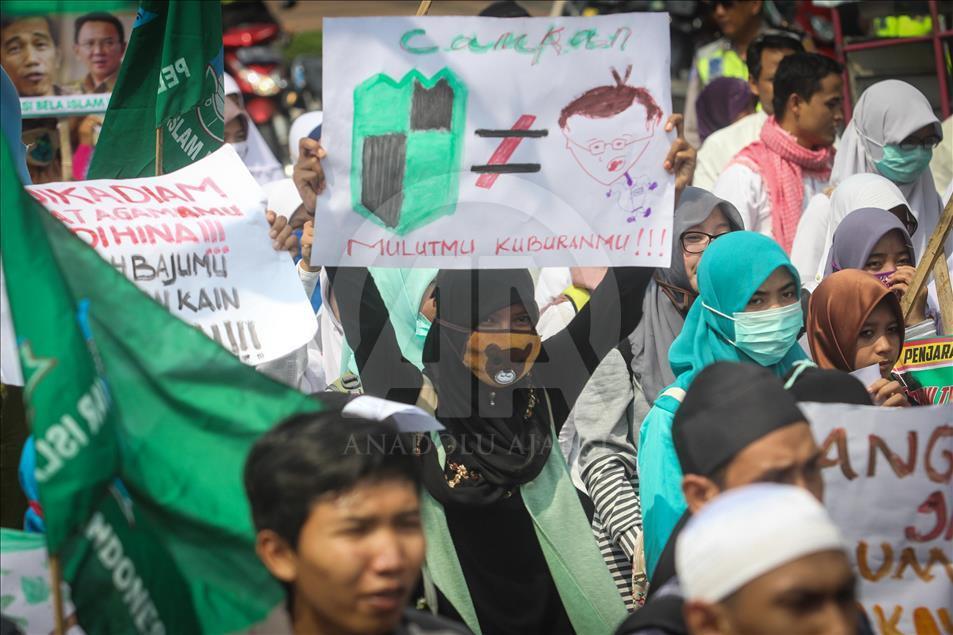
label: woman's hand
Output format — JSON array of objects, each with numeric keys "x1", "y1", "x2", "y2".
[
  {"x1": 663, "y1": 114, "x2": 696, "y2": 206},
  {"x1": 886, "y1": 265, "x2": 928, "y2": 323},
  {"x1": 867, "y1": 377, "x2": 910, "y2": 407},
  {"x1": 299, "y1": 220, "x2": 320, "y2": 273},
  {"x1": 266, "y1": 210, "x2": 298, "y2": 257},
  {"x1": 293, "y1": 137, "x2": 327, "y2": 215}
]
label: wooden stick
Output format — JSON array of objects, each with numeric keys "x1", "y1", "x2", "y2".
[
  {"x1": 155, "y1": 127, "x2": 163, "y2": 176},
  {"x1": 57, "y1": 119, "x2": 72, "y2": 181},
  {"x1": 416, "y1": 0, "x2": 432, "y2": 16},
  {"x1": 901, "y1": 196, "x2": 953, "y2": 327},
  {"x1": 932, "y1": 254, "x2": 953, "y2": 331},
  {"x1": 49, "y1": 555, "x2": 66, "y2": 635}
]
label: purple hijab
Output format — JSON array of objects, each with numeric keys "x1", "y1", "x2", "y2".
[
  {"x1": 696, "y1": 77, "x2": 754, "y2": 142},
  {"x1": 825, "y1": 207, "x2": 915, "y2": 275}
]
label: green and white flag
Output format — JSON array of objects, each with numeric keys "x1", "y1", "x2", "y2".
[
  {"x1": 1, "y1": 134, "x2": 322, "y2": 633},
  {"x1": 88, "y1": 0, "x2": 224, "y2": 178}
]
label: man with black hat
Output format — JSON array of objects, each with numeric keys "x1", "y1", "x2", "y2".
[{"x1": 616, "y1": 361, "x2": 834, "y2": 634}]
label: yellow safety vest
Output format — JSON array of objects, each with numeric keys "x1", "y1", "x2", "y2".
[{"x1": 697, "y1": 45, "x2": 749, "y2": 86}]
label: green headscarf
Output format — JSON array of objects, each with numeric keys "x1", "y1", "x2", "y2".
[
  {"x1": 668, "y1": 231, "x2": 808, "y2": 390},
  {"x1": 341, "y1": 267, "x2": 438, "y2": 377}
]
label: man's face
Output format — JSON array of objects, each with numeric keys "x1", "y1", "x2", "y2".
[
  {"x1": 751, "y1": 48, "x2": 795, "y2": 117},
  {"x1": 74, "y1": 20, "x2": 124, "y2": 82},
  {"x1": 562, "y1": 102, "x2": 657, "y2": 186},
  {"x1": 792, "y1": 74, "x2": 843, "y2": 148},
  {"x1": 723, "y1": 422, "x2": 824, "y2": 502},
  {"x1": 1, "y1": 17, "x2": 58, "y2": 96},
  {"x1": 712, "y1": 0, "x2": 763, "y2": 41},
  {"x1": 715, "y1": 550, "x2": 858, "y2": 635},
  {"x1": 267, "y1": 480, "x2": 425, "y2": 635}
]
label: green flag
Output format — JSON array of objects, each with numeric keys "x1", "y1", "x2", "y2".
[
  {"x1": 88, "y1": 0, "x2": 225, "y2": 179},
  {"x1": 1, "y1": 133, "x2": 321, "y2": 633}
]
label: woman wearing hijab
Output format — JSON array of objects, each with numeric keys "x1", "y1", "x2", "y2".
[
  {"x1": 638, "y1": 231, "x2": 808, "y2": 582},
  {"x1": 223, "y1": 73, "x2": 285, "y2": 186},
  {"x1": 830, "y1": 79, "x2": 950, "y2": 271},
  {"x1": 695, "y1": 77, "x2": 755, "y2": 144},
  {"x1": 791, "y1": 173, "x2": 913, "y2": 291},
  {"x1": 327, "y1": 262, "x2": 651, "y2": 634},
  {"x1": 628, "y1": 187, "x2": 745, "y2": 409},
  {"x1": 825, "y1": 207, "x2": 936, "y2": 338},
  {"x1": 807, "y1": 269, "x2": 909, "y2": 407}
]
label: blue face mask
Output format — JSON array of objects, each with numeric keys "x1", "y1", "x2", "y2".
[
  {"x1": 875, "y1": 145, "x2": 932, "y2": 184},
  {"x1": 704, "y1": 301, "x2": 803, "y2": 366},
  {"x1": 415, "y1": 314, "x2": 432, "y2": 340}
]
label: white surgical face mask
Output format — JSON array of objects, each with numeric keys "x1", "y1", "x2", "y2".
[{"x1": 704, "y1": 301, "x2": 803, "y2": 366}]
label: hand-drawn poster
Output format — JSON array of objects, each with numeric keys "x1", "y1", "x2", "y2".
[
  {"x1": 318, "y1": 14, "x2": 674, "y2": 268},
  {"x1": 24, "y1": 145, "x2": 317, "y2": 365},
  {"x1": 804, "y1": 403, "x2": 952, "y2": 635}
]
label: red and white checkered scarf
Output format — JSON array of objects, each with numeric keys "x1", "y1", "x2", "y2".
[{"x1": 731, "y1": 117, "x2": 834, "y2": 253}]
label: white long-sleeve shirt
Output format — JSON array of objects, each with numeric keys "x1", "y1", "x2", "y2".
[
  {"x1": 694, "y1": 110, "x2": 768, "y2": 190},
  {"x1": 713, "y1": 163, "x2": 829, "y2": 239}
]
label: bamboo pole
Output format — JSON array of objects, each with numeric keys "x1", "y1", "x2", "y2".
[
  {"x1": 416, "y1": 0, "x2": 432, "y2": 16},
  {"x1": 57, "y1": 119, "x2": 72, "y2": 181},
  {"x1": 155, "y1": 127, "x2": 163, "y2": 176},
  {"x1": 49, "y1": 555, "x2": 66, "y2": 635},
  {"x1": 900, "y1": 196, "x2": 953, "y2": 329}
]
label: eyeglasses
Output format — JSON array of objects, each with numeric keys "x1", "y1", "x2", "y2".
[
  {"x1": 570, "y1": 136, "x2": 644, "y2": 156},
  {"x1": 898, "y1": 136, "x2": 941, "y2": 151},
  {"x1": 680, "y1": 231, "x2": 727, "y2": 254},
  {"x1": 78, "y1": 38, "x2": 121, "y2": 52}
]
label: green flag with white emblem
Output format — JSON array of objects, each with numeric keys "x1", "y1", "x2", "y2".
[
  {"x1": 1, "y1": 132, "x2": 322, "y2": 633},
  {"x1": 88, "y1": 0, "x2": 224, "y2": 178}
]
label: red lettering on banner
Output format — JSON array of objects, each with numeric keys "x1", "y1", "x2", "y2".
[
  {"x1": 819, "y1": 428, "x2": 858, "y2": 480},
  {"x1": 926, "y1": 425, "x2": 953, "y2": 484},
  {"x1": 868, "y1": 432, "x2": 918, "y2": 477},
  {"x1": 177, "y1": 177, "x2": 227, "y2": 201},
  {"x1": 153, "y1": 185, "x2": 189, "y2": 203},
  {"x1": 111, "y1": 185, "x2": 151, "y2": 204},
  {"x1": 904, "y1": 490, "x2": 949, "y2": 543},
  {"x1": 85, "y1": 186, "x2": 122, "y2": 204}
]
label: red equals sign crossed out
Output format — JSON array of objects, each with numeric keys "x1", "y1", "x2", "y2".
[{"x1": 472, "y1": 114, "x2": 548, "y2": 189}]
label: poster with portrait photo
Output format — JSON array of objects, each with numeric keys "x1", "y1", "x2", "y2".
[{"x1": 1, "y1": 7, "x2": 135, "y2": 182}]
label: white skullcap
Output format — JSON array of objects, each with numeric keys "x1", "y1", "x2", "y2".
[{"x1": 676, "y1": 484, "x2": 845, "y2": 603}]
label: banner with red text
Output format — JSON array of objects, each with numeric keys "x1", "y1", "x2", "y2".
[
  {"x1": 24, "y1": 145, "x2": 316, "y2": 364},
  {"x1": 805, "y1": 403, "x2": 952, "y2": 635},
  {"x1": 317, "y1": 14, "x2": 674, "y2": 269},
  {"x1": 893, "y1": 336, "x2": 953, "y2": 406}
]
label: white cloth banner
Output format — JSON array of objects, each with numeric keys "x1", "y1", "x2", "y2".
[
  {"x1": 804, "y1": 403, "x2": 952, "y2": 634},
  {"x1": 317, "y1": 14, "x2": 674, "y2": 269},
  {"x1": 11, "y1": 146, "x2": 316, "y2": 365}
]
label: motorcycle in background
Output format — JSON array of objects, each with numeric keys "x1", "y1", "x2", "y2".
[{"x1": 222, "y1": 0, "x2": 294, "y2": 165}]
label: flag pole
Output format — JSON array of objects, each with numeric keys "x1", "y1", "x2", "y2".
[
  {"x1": 416, "y1": 0, "x2": 432, "y2": 16},
  {"x1": 49, "y1": 555, "x2": 66, "y2": 635},
  {"x1": 155, "y1": 127, "x2": 163, "y2": 176}
]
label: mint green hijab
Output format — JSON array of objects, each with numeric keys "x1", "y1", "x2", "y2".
[
  {"x1": 668, "y1": 231, "x2": 808, "y2": 390},
  {"x1": 341, "y1": 267, "x2": 438, "y2": 377}
]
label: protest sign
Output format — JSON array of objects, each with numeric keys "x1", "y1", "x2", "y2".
[
  {"x1": 318, "y1": 14, "x2": 674, "y2": 269},
  {"x1": 893, "y1": 335, "x2": 953, "y2": 406},
  {"x1": 804, "y1": 403, "x2": 952, "y2": 634},
  {"x1": 0, "y1": 529, "x2": 83, "y2": 634},
  {"x1": 24, "y1": 145, "x2": 316, "y2": 365}
]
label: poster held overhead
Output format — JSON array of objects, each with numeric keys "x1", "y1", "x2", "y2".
[{"x1": 317, "y1": 14, "x2": 674, "y2": 269}]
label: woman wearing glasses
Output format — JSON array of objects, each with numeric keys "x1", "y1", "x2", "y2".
[
  {"x1": 628, "y1": 187, "x2": 744, "y2": 410},
  {"x1": 819, "y1": 80, "x2": 949, "y2": 287}
]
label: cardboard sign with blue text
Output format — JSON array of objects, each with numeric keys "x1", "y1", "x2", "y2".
[
  {"x1": 317, "y1": 14, "x2": 674, "y2": 268},
  {"x1": 804, "y1": 403, "x2": 952, "y2": 634}
]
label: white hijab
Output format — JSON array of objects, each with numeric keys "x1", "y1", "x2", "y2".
[
  {"x1": 791, "y1": 173, "x2": 908, "y2": 290},
  {"x1": 223, "y1": 73, "x2": 285, "y2": 186},
  {"x1": 830, "y1": 79, "x2": 951, "y2": 270}
]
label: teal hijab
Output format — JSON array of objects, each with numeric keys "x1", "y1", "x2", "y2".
[
  {"x1": 341, "y1": 267, "x2": 438, "y2": 376},
  {"x1": 669, "y1": 231, "x2": 808, "y2": 390}
]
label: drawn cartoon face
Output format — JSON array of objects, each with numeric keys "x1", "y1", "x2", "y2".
[{"x1": 562, "y1": 101, "x2": 657, "y2": 186}]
